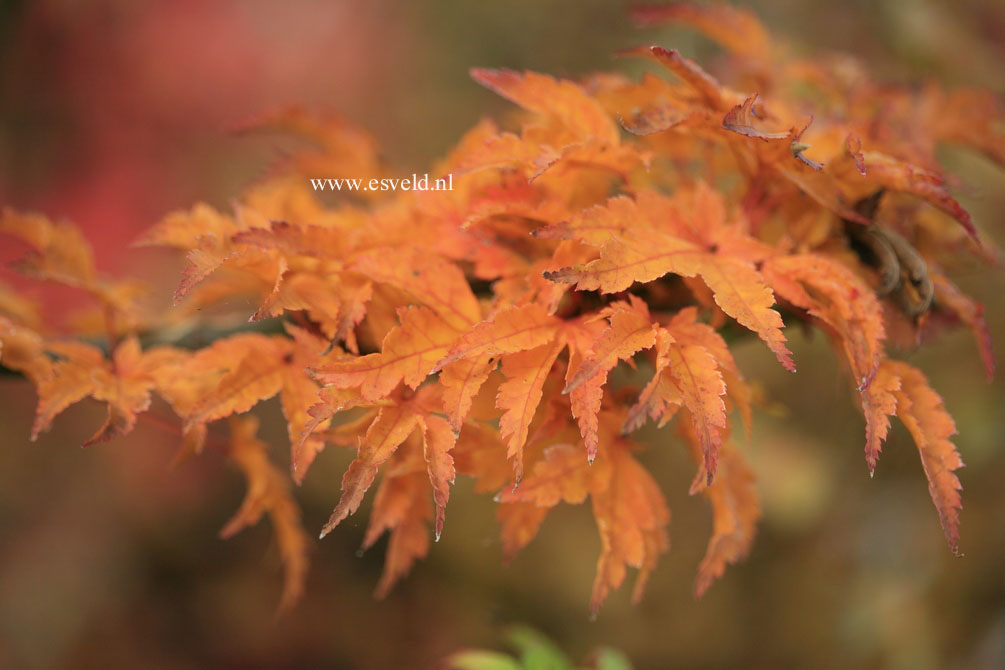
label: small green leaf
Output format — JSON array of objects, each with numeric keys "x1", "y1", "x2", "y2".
[
  {"x1": 591, "y1": 646, "x2": 633, "y2": 670},
  {"x1": 506, "y1": 626, "x2": 571, "y2": 670},
  {"x1": 448, "y1": 650, "x2": 523, "y2": 670}
]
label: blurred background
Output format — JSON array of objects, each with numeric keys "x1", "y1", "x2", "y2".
[{"x1": 0, "y1": 0, "x2": 1002, "y2": 667}]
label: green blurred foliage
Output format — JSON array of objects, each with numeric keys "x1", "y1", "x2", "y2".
[{"x1": 448, "y1": 625, "x2": 632, "y2": 670}]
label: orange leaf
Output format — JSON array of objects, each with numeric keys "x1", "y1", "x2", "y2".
[
  {"x1": 496, "y1": 502, "x2": 549, "y2": 563},
  {"x1": 29, "y1": 336, "x2": 186, "y2": 446},
  {"x1": 497, "y1": 443, "x2": 611, "y2": 507},
  {"x1": 665, "y1": 342, "x2": 728, "y2": 485},
  {"x1": 419, "y1": 414, "x2": 457, "y2": 540},
  {"x1": 438, "y1": 355, "x2": 498, "y2": 431},
  {"x1": 764, "y1": 253, "x2": 884, "y2": 386},
  {"x1": 496, "y1": 338, "x2": 566, "y2": 480},
  {"x1": 620, "y1": 46, "x2": 728, "y2": 111},
  {"x1": 0, "y1": 318, "x2": 52, "y2": 385},
  {"x1": 693, "y1": 443, "x2": 760, "y2": 597},
  {"x1": 623, "y1": 330, "x2": 684, "y2": 434},
  {"x1": 931, "y1": 273, "x2": 995, "y2": 381},
  {"x1": 589, "y1": 444, "x2": 670, "y2": 616},
  {"x1": 362, "y1": 470, "x2": 433, "y2": 599},
  {"x1": 434, "y1": 303, "x2": 560, "y2": 372},
  {"x1": 0, "y1": 207, "x2": 96, "y2": 287},
  {"x1": 564, "y1": 298, "x2": 656, "y2": 394},
  {"x1": 351, "y1": 247, "x2": 481, "y2": 330},
  {"x1": 862, "y1": 361, "x2": 901, "y2": 473},
  {"x1": 722, "y1": 94, "x2": 791, "y2": 140},
  {"x1": 320, "y1": 403, "x2": 422, "y2": 538},
  {"x1": 548, "y1": 221, "x2": 793, "y2": 370},
  {"x1": 667, "y1": 307, "x2": 752, "y2": 434},
  {"x1": 222, "y1": 415, "x2": 310, "y2": 614},
  {"x1": 632, "y1": 3, "x2": 772, "y2": 62},
  {"x1": 470, "y1": 68, "x2": 620, "y2": 146},
  {"x1": 885, "y1": 361, "x2": 964, "y2": 552},
  {"x1": 862, "y1": 152, "x2": 978, "y2": 242},
  {"x1": 295, "y1": 385, "x2": 370, "y2": 479},
  {"x1": 564, "y1": 319, "x2": 610, "y2": 462},
  {"x1": 312, "y1": 306, "x2": 458, "y2": 401},
  {"x1": 183, "y1": 337, "x2": 292, "y2": 430}
]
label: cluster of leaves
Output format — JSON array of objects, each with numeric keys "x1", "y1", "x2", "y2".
[{"x1": 1, "y1": 4, "x2": 999, "y2": 615}]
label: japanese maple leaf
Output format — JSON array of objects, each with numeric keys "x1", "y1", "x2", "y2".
[
  {"x1": 30, "y1": 336, "x2": 187, "y2": 446},
  {"x1": 589, "y1": 442, "x2": 670, "y2": 617},
  {"x1": 317, "y1": 386, "x2": 457, "y2": 542},
  {"x1": 222, "y1": 415, "x2": 310, "y2": 613},
  {"x1": 863, "y1": 360, "x2": 964, "y2": 552},
  {"x1": 546, "y1": 191, "x2": 794, "y2": 371},
  {"x1": 693, "y1": 442, "x2": 760, "y2": 597},
  {"x1": 313, "y1": 305, "x2": 460, "y2": 402},
  {"x1": 362, "y1": 467, "x2": 434, "y2": 598},
  {"x1": 564, "y1": 298, "x2": 658, "y2": 463},
  {"x1": 163, "y1": 329, "x2": 338, "y2": 479},
  {"x1": 461, "y1": 69, "x2": 645, "y2": 180},
  {"x1": 1, "y1": 209, "x2": 146, "y2": 329}
]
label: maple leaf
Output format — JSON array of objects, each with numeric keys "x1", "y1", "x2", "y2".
[
  {"x1": 1, "y1": 208, "x2": 96, "y2": 286},
  {"x1": 717, "y1": 96, "x2": 871, "y2": 225},
  {"x1": 180, "y1": 336, "x2": 294, "y2": 430},
  {"x1": 871, "y1": 360, "x2": 964, "y2": 552},
  {"x1": 138, "y1": 202, "x2": 282, "y2": 307},
  {"x1": 860, "y1": 151, "x2": 978, "y2": 242},
  {"x1": 351, "y1": 247, "x2": 482, "y2": 330},
  {"x1": 861, "y1": 362, "x2": 902, "y2": 473},
  {"x1": 546, "y1": 192, "x2": 794, "y2": 371},
  {"x1": 497, "y1": 442, "x2": 611, "y2": 508},
  {"x1": 931, "y1": 273, "x2": 995, "y2": 381},
  {"x1": 665, "y1": 341, "x2": 728, "y2": 486},
  {"x1": 363, "y1": 469, "x2": 433, "y2": 598},
  {"x1": 666, "y1": 307, "x2": 754, "y2": 435},
  {"x1": 320, "y1": 402, "x2": 424, "y2": 538},
  {"x1": 27, "y1": 336, "x2": 187, "y2": 446},
  {"x1": 319, "y1": 386, "x2": 457, "y2": 543},
  {"x1": 1, "y1": 209, "x2": 146, "y2": 330},
  {"x1": 236, "y1": 105, "x2": 384, "y2": 190},
  {"x1": 721, "y1": 94, "x2": 792, "y2": 141},
  {"x1": 622, "y1": 329, "x2": 684, "y2": 435},
  {"x1": 495, "y1": 440, "x2": 609, "y2": 560},
  {"x1": 162, "y1": 330, "x2": 337, "y2": 479},
  {"x1": 312, "y1": 305, "x2": 459, "y2": 401},
  {"x1": 0, "y1": 317, "x2": 53, "y2": 385},
  {"x1": 0, "y1": 282, "x2": 43, "y2": 332},
  {"x1": 693, "y1": 442, "x2": 760, "y2": 597},
  {"x1": 564, "y1": 298, "x2": 657, "y2": 394},
  {"x1": 419, "y1": 413, "x2": 457, "y2": 541},
  {"x1": 470, "y1": 69, "x2": 620, "y2": 146},
  {"x1": 619, "y1": 46, "x2": 729, "y2": 112},
  {"x1": 631, "y1": 3, "x2": 772, "y2": 63},
  {"x1": 564, "y1": 300, "x2": 657, "y2": 462},
  {"x1": 463, "y1": 69, "x2": 648, "y2": 181},
  {"x1": 453, "y1": 421, "x2": 513, "y2": 494},
  {"x1": 222, "y1": 415, "x2": 310, "y2": 613},
  {"x1": 763, "y1": 254, "x2": 884, "y2": 388},
  {"x1": 293, "y1": 384, "x2": 370, "y2": 476},
  {"x1": 589, "y1": 443, "x2": 670, "y2": 617},
  {"x1": 438, "y1": 354, "x2": 497, "y2": 432},
  {"x1": 434, "y1": 303, "x2": 561, "y2": 372},
  {"x1": 496, "y1": 338, "x2": 566, "y2": 480},
  {"x1": 497, "y1": 502, "x2": 550, "y2": 562}
]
